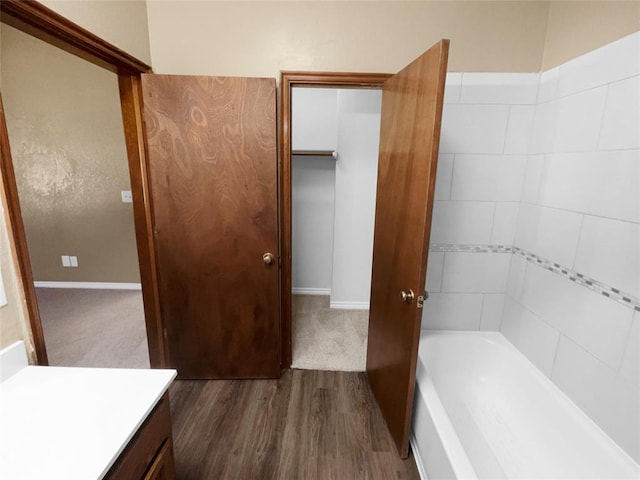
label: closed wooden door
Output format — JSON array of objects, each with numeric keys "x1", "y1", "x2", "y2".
[
  {"x1": 366, "y1": 40, "x2": 449, "y2": 457},
  {"x1": 141, "y1": 75, "x2": 280, "y2": 379}
]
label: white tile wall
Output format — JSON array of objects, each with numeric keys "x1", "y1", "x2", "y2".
[
  {"x1": 505, "y1": 254, "x2": 527, "y2": 300},
  {"x1": 444, "y1": 73, "x2": 462, "y2": 104},
  {"x1": 551, "y1": 337, "x2": 639, "y2": 461},
  {"x1": 425, "y1": 251, "x2": 444, "y2": 293},
  {"x1": 514, "y1": 204, "x2": 583, "y2": 266},
  {"x1": 504, "y1": 106, "x2": 536, "y2": 154},
  {"x1": 554, "y1": 32, "x2": 640, "y2": 98},
  {"x1": 434, "y1": 32, "x2": 640, "y2": 463},
  {"x1": 428, "y1": 73, "x2": 542, "y2": 332},
  {"x1": 529, "y1": 100, "x2": 557, "y2": 154},
  {"x1": 537, "y1": 66, "x2": 560, "y2": 103},
  {"x1": 620, "y1": 312, "x2": 639, "y2": 388},
  {"x1": 520, "y1": 155, "x2": 544, "y2": 204},
  {"x1": 430, "y1": 201, "x2": 495, "y2": 244},
  {"x1": 501, "y1": 297, "x2": 560, "y2": 377},
  {"x1": 421, "y1": 293, "x2": 483, "y2": 330},
  {"x1": 440, "y1": 104, "x2": 509, "y2": 154},
  {"x1": 441, "y1": 252, "x2": 510, "y2": 293},
  {"x1": 450, "y1": 155, "x2": 525, "y2": 202},
  {"x1": 490, "y1": 202, "x2": 519, "y2": 245},
  {"x1": 434, "y1": 154, "x2": 453, "y2": 200},
  {"x1": 552, "y1": 85, "x2": 608, "y2": 153},
  {"x1": 537, "y1": 150, "x2": 640, "y2": 223},
  {"x1": 480, "y1": 294, "x2": 505, "y2": 331},
  {"x1": 573, "y1": 216, "x2": 640, "y2": 297},
  {"x1": 495, "y1": 32, "x2": 640, "y2": 461},
  {"x1": 520, "y1": 264, "x2": 634, "y2": 370},
  {"x1": 599, "y1": 75, "x2": 640, "y2": 151}
]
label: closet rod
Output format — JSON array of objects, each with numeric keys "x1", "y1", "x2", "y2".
[{"x1": 292, "y1": 150, "x2": 337, "y2": 158}]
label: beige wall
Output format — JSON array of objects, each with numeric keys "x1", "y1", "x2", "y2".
[
  {"x1": 146, "y1": 1, "x2": 551, "y2": 76},
  {"x1": 1, "y1": 25, "x2": 140, "y2": 284},
  {"x1": 0, "y1": 1, "x2": 151, "y2": 361},
  {"x1": 40, "y1": 0, "x2": 152, "y2": 65},
  {"x1": 0, "y1": 176, "x2": 35, "y2": 359},
  {"x1": 0, "y1": 28, "x2": 33, "y2": 356},
  {"x1": 542, "y1": 1, "x2": 640, "y2": 70}
]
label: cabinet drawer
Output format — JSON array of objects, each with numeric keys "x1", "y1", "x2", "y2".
[{"x1": 105, "y1": 394, "x2": 174, "y2": 480}]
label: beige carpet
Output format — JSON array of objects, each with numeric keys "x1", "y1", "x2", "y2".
[
  {"x1": 36, "y1": 288, "x2": 150, "y2": 369},
  {"x1": 291, "y1": 295, "x2": 369, "y2": 371}
]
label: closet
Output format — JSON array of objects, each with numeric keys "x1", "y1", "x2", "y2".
[{"x1": 290, "y1": 86, "x2": 382, "y2": 370}]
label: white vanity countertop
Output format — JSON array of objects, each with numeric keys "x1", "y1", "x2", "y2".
[{"x1": 0, "y1": 364, "x2": 176, "y2": 480}]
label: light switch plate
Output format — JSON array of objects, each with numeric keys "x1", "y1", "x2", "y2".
[
  {"x1": 69, "y1": 256, "x2": 78, "y2": 267},
  {"x1": 121, "y1": 190, "x2": 133, "y2": 203},
  {"x1": 61, "y1": 255, "x2": 71, "y2": 267}
]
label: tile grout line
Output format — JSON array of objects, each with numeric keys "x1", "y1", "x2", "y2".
[
  {"x1": 545, "y1": 72, "x2": 640, "y2": 103},
  {"x1": 571, "y1": 214, "x2": 586, "y2": 271},
  {"x1": 501, "y1": 104, "x2": 512, "y2": 154},
  {"x1": 594, "y1": 83, "x2": 611, "y2": 151},
  {"x1": 516, "y1": 201, "x2": 640, "y2": 226}
]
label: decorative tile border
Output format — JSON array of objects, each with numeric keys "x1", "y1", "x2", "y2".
[
  {"x1": 511, "y1": 247, "x2": 639, "y2": 312},
  {"x1": 429, "y1": 243, "x2": 513, "y2": 254},
  {"x1": 429, "y1": 243, "x2": 640, "y2": 312}
]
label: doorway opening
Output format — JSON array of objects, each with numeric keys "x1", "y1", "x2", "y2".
[
  {"x1": 1, "y1": 24, "x2": 149, "y2": 368},
  {"x1": 290, "y1": 86, "x2": 382, "y2": 370},
  {"x1": 279, "y1": 72, "x2": 391, "y2": 369},
  {"x1": 0, "y1": 0, "x2": 163, "y2": 369}
]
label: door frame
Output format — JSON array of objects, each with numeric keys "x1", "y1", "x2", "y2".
[
  {"x1": 279, "y1": 71, "x2": 392, "y2": 367},
  {"x1": 0, "y1": 0, "x2": 167, "y2": 367}
]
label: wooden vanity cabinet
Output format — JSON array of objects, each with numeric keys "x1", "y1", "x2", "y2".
[{"x1": 105, "y1": 394, "x2": 176, "y2": 480}]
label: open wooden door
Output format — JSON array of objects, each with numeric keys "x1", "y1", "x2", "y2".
[
  {"x1": 366, "y1": 40, "x2": 449, "y2": 457},
  {"x1": 141, "y1": 75, "x2": 280, "y2": 379}
]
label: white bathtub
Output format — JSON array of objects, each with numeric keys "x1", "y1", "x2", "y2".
[{"x1": 411, "y1": 331, "x2": 639, "y2": 479}]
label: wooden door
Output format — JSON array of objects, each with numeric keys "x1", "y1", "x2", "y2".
[
  {"x1": 366, "y1": 40, "x2": 449, "y2": 457},
  {"x1": 141, "y1": 75, "x2": 280, "y2": 379}
]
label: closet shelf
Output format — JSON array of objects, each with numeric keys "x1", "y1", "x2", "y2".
[{"x1": 292, "y1": 150, "x2": 337, "y2": 158}]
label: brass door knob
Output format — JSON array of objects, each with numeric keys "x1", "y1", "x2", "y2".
[
  {"x1": 400, "y1": 289, "x2": 415, "y2": 303},
  {"x1": 263, "y1": 252, "x2": 274, "y2": 265}
]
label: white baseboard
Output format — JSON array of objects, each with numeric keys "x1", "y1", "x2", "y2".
[
  {"x1": 292, "y1": 288, "x2": 331, "y2": 296},
  {"x1": 34, "y1": 281, "x2": 142, "y2": 290},
  {"x1": 329, "y1": 301, "x2": 369, "y2": 310},
  {"x1": 410, "y1": 433, "x2": 428, "y2": 480}
]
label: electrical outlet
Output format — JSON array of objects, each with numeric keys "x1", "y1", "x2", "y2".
[
  {"x1": 69, "y1": 256, "x2": 78, "y2": 267},
  {"x1": 61, "y1": 255, "x2": 71, "y2": 267},
  {"x1": 121, "y1": 190, "x2": 133, "y2": 203}
]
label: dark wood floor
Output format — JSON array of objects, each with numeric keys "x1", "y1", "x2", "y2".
[{"x1": 169, "y1": 370, "x2": 420, "y2": 479}]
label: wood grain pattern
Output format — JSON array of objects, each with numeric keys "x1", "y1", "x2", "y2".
[
  {"x1": 169, "y1": 370, "x2": 420, "y2": 479},
  {"x1": 142, "y1": 75, "x2": 280, "y2": 379},
  {"x1": 366, "y1": 40, "x2": 450, "y2": 458},
  {"x1": 0, "y1": 94, "x2": 48, "y2": 364},
  {"x1": 119, "y1": 74, "x2": 167, "y2": 368},
  {"x1": 279, "y1": 71, "x2": 392, "y2": 368},
  {"x1": 143, "y1": 441, "x2": 175, "y2": 480},
  {"x1": 0, "y1": 0, "x2": 150, "y2": 74},
  {"x1": 105, "y1": 395, "x2": 176, "y2": 480}
]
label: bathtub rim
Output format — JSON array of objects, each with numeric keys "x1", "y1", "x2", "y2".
[{"x1": 414, "y1": 329, "x2": 640, "y2": 477}]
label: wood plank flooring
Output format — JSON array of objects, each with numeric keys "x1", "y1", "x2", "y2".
[{"x1": 169, "y1": 370, "x2": 420, "y2": 479}]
